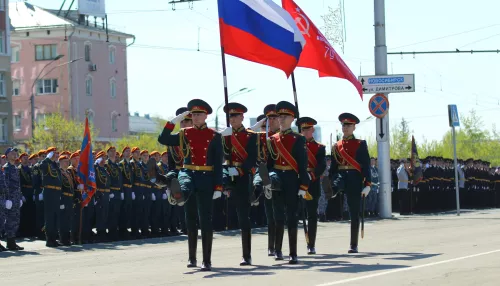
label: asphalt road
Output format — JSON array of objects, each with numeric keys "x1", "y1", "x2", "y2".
[{"x1": 1, "y1": 209, "x2": 499, "y2": 286}]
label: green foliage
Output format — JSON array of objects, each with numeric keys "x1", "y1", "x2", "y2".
[
  {"x1": 366, "y1": 110, "x2": 500, "y2": 166},
  {"x1": 28, "y1": 113, "x2": 100, "y2": 153}
]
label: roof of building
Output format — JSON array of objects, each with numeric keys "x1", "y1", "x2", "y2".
[
  {"x1": 129, "y1": 114, "x2": 160, "y2": 134},
  {"x1": 9, "y1": 2, "x2": 134, "y2": 38}
]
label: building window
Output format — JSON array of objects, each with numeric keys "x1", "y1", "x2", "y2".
[
  {"x1": 36, "y1": 113, "x2": 54, "y2": 125},
  {"x1": 12, "y1": 46, "x2": 20, "y2": 62},
  {"x1": 0, "y1": 73, "x2": 5, "y2": 97},
  {"x1": 87, "y1": 111, "x2": 94, "y2": 124},
  {"x1": 109, "y1": 46, "x2": 116, "y2": 64},
  {"x1": 86, "y1": 76, "x2": 93, "y2": 96},
  {"x1": 85, "y1": 43, "x2": 91, "y2": 62},
  {"x1": 0, "y1": 117, "x2": 7, "y2": 143},
  {"x1": 111, "y1": 116, "x2": 117, "y2": 132},
  {"x1": 110, "y1": 79, "x2": 116, "y2": 98},
  {"x1": 0, "y1": 31, "x2": 4, "y2": 54},
  {"x1": 14, "y1": 114, "x2": 22, "y2": 131},
  {"x1": 36, "y1": 79, "x2": 58, "y2": 94},
  {"x1": 12, "y1": 80, "x2": 20, "y2": 96},
  {"x1": 35, "y1": 44, "x2": 58, "y2": 61}
]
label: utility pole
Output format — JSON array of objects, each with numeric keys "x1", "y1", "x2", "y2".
[{"x1": 374, "y1": 0, "x2": 392, "y2": 219}]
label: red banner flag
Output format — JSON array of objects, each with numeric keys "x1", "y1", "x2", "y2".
[{"x1": 282, "y1": 0, "x2": 363, "y2": 99}]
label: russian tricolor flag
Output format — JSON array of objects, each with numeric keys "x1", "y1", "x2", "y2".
[{"x1": 218, "y1": 0, "x2": 306, "y2": 77}]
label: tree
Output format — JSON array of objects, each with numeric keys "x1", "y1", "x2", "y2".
[
  {"x1": 390, "y1": 118, "x2": 412, "y2": 159},
  {"x1": 27, "y1": 113, "x2": 99, "y2": 153}
]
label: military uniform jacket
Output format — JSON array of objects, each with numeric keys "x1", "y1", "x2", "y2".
[
  {"x1": 223, "y1": 126, "x2": 258, "y2": 175},
  {"x1": 3, "y1": 162, "x2": 21, "y2": 203},
  {"x1": 95, "y1": 164, "x2": 111, "y2": 190},
  {"x1": 39, "y1": 158, "x2": 62, "y2": 191},
  {"x1": 158, "y1": 161, "x2": 169, "y2": 175},
  {"x1": 31, "y1": 161, "x2": 43, "y2": 195},
  {"x1": 130, "y1": 158, "x2": 146, "y2": 188},
  {"x1": 119, "y1": 159, "x2": 134, "y2": 188},
  {"x1": 305, "y1": 138, "x2": 326, "y2": 182},
  {"x1": 168, "y1": 146, "x2": 184, "y2": 171},
  {"x1": 105, "y1": 159, "x2": 123, "y2": 192},
  {"x1": 256, "y1": 130, "x2": 277, "y2": 164},
  {"x1": 61, "y1": 168, "x2": 75, "y2": 199},
  {"x1": 0, "y1": 168, "x2": 6, "y2": 203},
  {"x1": 158, "y1": 122, "x2": 223, "y2": 191},
  {"x1": 329, "y1": 135, "x2": 371, "y2": 189},
  {"x1": 397, "y1": 165, "x2": 409, "y2": 190},
  {"x1": 266, "y1": 128, "x2": 309, "y2": 191},
  {"x1": 19, "y1": 164, "x2": 33, "y2": 193},
  {"x1": 67, "y1": 165, "x2": 81, "y2": 202}
]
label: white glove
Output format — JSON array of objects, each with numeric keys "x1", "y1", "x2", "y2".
[
  {"x1": 251, "y1": 201, "x2": 260, "y2": 207},
  {"x1": 228, "y1": 167, "x2": 239, "y2": 176},
  {"x1": 94, "y1": 200, "x2": 98, "y2": 205},
  {"x1": 162, "y1": 193, "x2": 167, "y2": 200},
  {"x1": 120, "y1": 193, "x2": 124, "y2": 200},
  {"x1": 213, "y1": 191, "x2": 222, "y2": 200},
  {"x1": 298, "y1": 190, "x2": 306, "y2": 198},
  {"x1": 150, "y1": 178, "x2": 157, "y2": 184},
  {"x1": 22, "y1": 196, "x2": 26, "y2": 203},
  {"x1": 5, "y1": 200, "x2": 12, "y2": 210},
  {"x1": 110, "y1": 193, "x2": 115, "y2": 199},
  {"x1": 166, "y1": 189, "x2": 171, "y2": 197},
  {"x1": 171, "y1": 111, "x2": 190, "y2": 124},
  {"x1": 152, "y1": 193, "x2": 156, "y2": 201},
  {"x1": 33, "y1": 195, "x2": 35, "y2": 201},
  {"x1": 220, "y1": 126, "x2": 232, "y2": 137},
  {"x1": 20, "y1": 200, "x2": 23, "y2": 208},
  {"x1": 39, "y1": 193, "x2": 43, "y2": 201},
  {"x1": 264, "y1": 185, "x2": 272, "y2": 199},
  {"x1": 60, "y1": 204, "x2": 65, "y2": 210},
  {"x1": 78, "y1": 184, "x2": 84, "y2": 190},
  {"x1": 250, "y1": 117, "x2": 266, "y2": 131},
  {"x1": 223, "y1": 190, "x2": 230, "y2": 197},
  {"x1": 362, "y1": 186, "x2": 371, "y2": 197},
  {"x1": 132, "y1": 192, "x2": 136, "y2": 200},
  {"x1": 308, "y1": 173, "x2": 312, "y2": 180}
]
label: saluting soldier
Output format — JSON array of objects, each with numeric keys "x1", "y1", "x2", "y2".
[
  {"x1": 119, "y1": 147, "x2": 134, "y2": 239},
  {"x1": 95, "y1": 151, "x2": 111, "y2": 242},
  {"x1": 105, "y1": 146, "x2": 122, "y2": 241},
  {"x1": 40, "y1": 147, "x2": 63, "y2": 247},
  {"x1": 222, "y1": 102, "x2": 258, "y2": 266},
  {"x1": 1, "y1": 147, "x2": 24, "y2": 250},
  {"x1": 18, "y1": 152, "x2": 35, "y2": 238},
  {"x1": 328, "y1": 113, "x2": 371, "y2": 253},
  {"x1": 33, "y1": 149, "x2": 46, "y2": 240},
  {"x1": 158, "y1": 99, "x2": 223, "y2": 271},
  {"x1": 58, "y1": 155, "x2": 74, "y2": 246},
  {"x1": 296, "y1": 117, "x2": 326, "y2": 255},
  {"x1": 253, "y1": 105, "x2": 280, "y2": 256},
  {"x1": 266, "y1": 101, "x2": 310, "y2": 264}
]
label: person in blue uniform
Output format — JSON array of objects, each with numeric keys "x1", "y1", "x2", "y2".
[
  {"x1": 32, "y1": 149, "x2": 46, "y2": 240},
  {"x1": 158, "y1": 99, "x2": 223, "y2": 271},
  {"x1": 1, "y1": 147, "x2": 24, "y2": 250},
  {"x1": 328, "y1": 113, "x2": 371, "y2": 253},
  {"x1": 296, "y1": 117, "x2": 326, "y2": 255},
  {"x1": 40, "y1": 147, "x2": 63, "y2": 247},
  {"x1": 106, "y1": 146, "x2": 123, "y2": 241},
  {"x1": 266, "y1": 101, "x2": 310, "y2": 264},
  {"x1": 221, "y1": 102, "x2": 258, "y2": 266}
]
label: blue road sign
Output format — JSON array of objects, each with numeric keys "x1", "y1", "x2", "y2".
[
  {"x1": 448, "y1": 105, "x2": 460, "y2": 127},
  {"x1": 368, "y1": 93, "x2": 389, "y2": 118}
]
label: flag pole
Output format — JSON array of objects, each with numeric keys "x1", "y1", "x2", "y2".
[
  {"x1": 290, "y1": 71, "x2": 309, "y2": 245},
  {"x1": 217, "y1": 1, "x2": 233, "y2": 230}
]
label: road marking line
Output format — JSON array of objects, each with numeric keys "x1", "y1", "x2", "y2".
[{"x1": 315, "y1": 249, "x2": 500, "y2": 286}]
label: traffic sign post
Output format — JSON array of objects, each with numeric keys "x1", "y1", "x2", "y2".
[
  {"x1": 369, "y1": 93, "x2": 389, "y2": 142},
  {"x1": 359, "y1": 74, "x2": 415, "y2": 94},
  {"x1": 448, "y1": 104, "x2": 461, "y2": 216}
]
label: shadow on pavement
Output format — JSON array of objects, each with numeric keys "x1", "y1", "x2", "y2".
[
  {"x1": 184, "y1": 265, "x2": 275, "y2": 278},
  {"x1": 0, "y1": 250, "x2": 41, "y2": 258}
]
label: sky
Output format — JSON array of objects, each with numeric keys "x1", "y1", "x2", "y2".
[{"x1": 15, "y1": 0, "x2": 500, "y2": 147}]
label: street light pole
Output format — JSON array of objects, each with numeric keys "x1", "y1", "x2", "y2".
[
  {"x1": 214, "y1": 87, "x2": 255, "y2": 130},
  {"x1": 30, "y1": 55, "x2": 82, "y2": 137}
]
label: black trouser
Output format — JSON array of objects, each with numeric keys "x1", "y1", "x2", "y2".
[
  {"x1": 399, "y1": 188, "x2": 411, "y2": 214},
  {"x1": 132, "y1": 186, "x2": 144, "y2": 233},
  {"x1": 108, "y1": 190, "x2": 122, "y2": 237},
  {"x1": 20, "y1": 187, "x2": 36, "y2": 237},
  {"x1": 305, "y1": 179, "x2": 320, "y2": 248},
  {"x1": 150, "y1": 187, "x2": 163, "y2": 233},
  {"x1": 43, "y1": 188, "x2": 61, "y2": 242},
  {"x1": 142, "y1": 187, "x2": 153, "y2": 233},
  {"x1": 35, "y1": 189, "x2": 45, "y2": 238},
  {"x1": 119, "y1": 186, "x2": 133, "y2": 232},
  {"x1": 59, "y1": 195, "x2": 73, "y2": 241},
  {"x1": 82, "y1": 197, "x2": 95, "y2": 242},
  {"x1": 95, "y1": 191, "x2": 110, "y2": 232}
]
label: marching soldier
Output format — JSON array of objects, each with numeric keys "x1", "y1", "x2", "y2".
[
  {"x1": 40, "y1": 147, "x2": 63, "y2": 247},
  {"x1": 95, "y1": 151, "x2": 111, "y2": 242},
  {"x1": 253, "y1": 104, "x2": 280, "y2": 257},
  {"x1": 106, "y1": 146, "x2": 122, "y2": 241},
  {"x1": 328, "y1": 113, "x2": 371, "y2": 253},
  {"x1": 1, "y1": 147, "x2": 24, "y2": 250},
  {"x1": 158, "y1": 99, "x2": 223, "y2": 271},
  {"x1": 222, "y1": 102, "x2": 258, "y2": 266},
  {"x1": 119, "y1": 147, "x2": 134, "y2": 239},
  {"x1": 58, "y1": 155, "x2": 74, "y2": 246},
  {"x1": 18, "y1": 152, "x2": 36, "y2": 237},
  {"x1": 266, "y1": 101, "x2": 310, "y2": 264},
  {"x1": 296, "y1": 117, "x2": 326, "y2": 255},
  {"x1": 33, "y1": 149, "x2": 46, "y2": 240}
]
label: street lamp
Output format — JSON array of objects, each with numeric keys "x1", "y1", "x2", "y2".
[
  {"x1": 214, "y1": 88, "x2": 255, "y2": 131},
  {"x1": 30, "y1": 55, "x2": 83, "y2": 136}
]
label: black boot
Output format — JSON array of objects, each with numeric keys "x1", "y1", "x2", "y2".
[
  {"x1": 240, "y1": 229, "x2": 252, "y2": 266},
  {"x1": 61, "y1": 232, "x2": 71, "y2": 246},
  {"x1": 348, "y1": 219, "x2": 360, "y2": 253},
  {"x1": 288, "y1": 228, "x2": 298, "y2": 264},
  {"x1": 274, "y1": 224, "x2": 284, "y2": 261},
  {"x1": 200, "y1": 231, "x2": 213, "y2": 271},
  {"x1": 307, "y1": 221, "x2": 317, "y2": 255},
  {"x1": 6, "y1": 238, "x2": 24, "y2": 251},
  {"x1": 187, "y1": 230, "x2": 197, "y2": 268},
  {"x1": 267, "y1": 222, "x2": 276, "y2": 256},
  {"x1": 45, "y1": 234, "x2": 58, "y2": 248}
]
